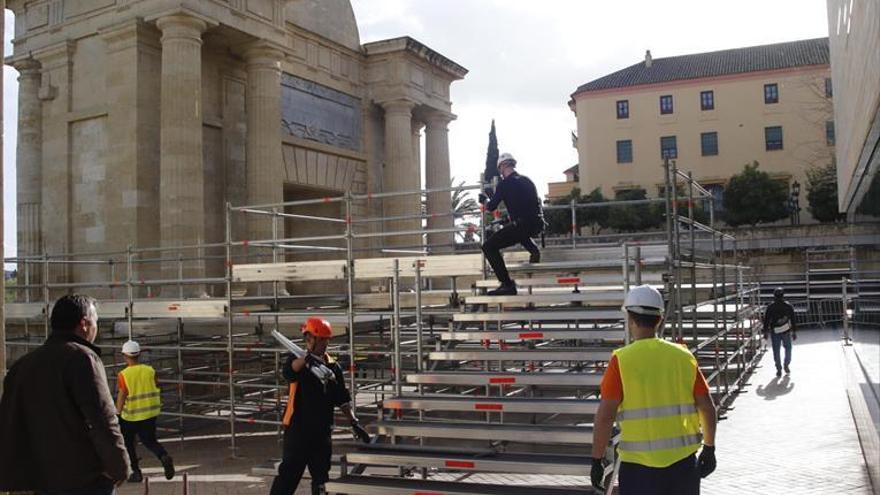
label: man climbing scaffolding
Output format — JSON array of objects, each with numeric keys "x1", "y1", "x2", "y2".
[{"x1": 480, "y1": 152, "x2": 544, "y2": 296}]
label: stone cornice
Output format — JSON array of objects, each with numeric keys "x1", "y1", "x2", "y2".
[{"x1": 363, "y1": 36, "x2": 467, "y2": 80}]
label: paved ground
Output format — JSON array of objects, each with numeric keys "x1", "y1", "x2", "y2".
[
  {"x1": 703, "y1": 328, "x2": 874, "y2": 494},
  {"x1": 116, "y1": 329, "x2": 876, "y2": 494}
]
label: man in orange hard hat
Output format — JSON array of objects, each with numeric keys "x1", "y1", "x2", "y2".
[{"x1": 270, "y1": 317, "x2": 370, "y2": 495}]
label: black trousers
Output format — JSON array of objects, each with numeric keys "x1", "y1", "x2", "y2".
[
  {"x1": 120, "y1": 417, "x2": 168, "y2": 473},
  {"x1": 619, "y1": 454, "x2": 700, "y2": 495},
  {"x1": 481, "y1": 220, "x2": 541, "y2": 285},
  {"x1": 269, "y1": 427, "x2": 332, "y2": 495}
]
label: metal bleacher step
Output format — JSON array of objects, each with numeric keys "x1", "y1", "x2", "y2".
[
  {"x1": 453, "y1": 310, "x2": 622, "y2": 322},
  {"x1": 508, "y1": 258, "x2": 666, "y2": 273},
  {"x1": 474, "y1": 272, "x2": 663, "y2": 288},
  {"x1": 406, "y1": 371, "x2": 603, "y2": 387},
  {"x1": 464, "y1": 292, "x2": 622, "y2": 306},
  {"x1": 376, "y1": 420, "x2": 594, "y2": 445},
  {"x1": 382, "y1": 396, "x2": 600, "y2": 415},
  {"x1": 326, "y1": 475, "x2": 593, "y2": 495},
  {"x1": 439, "y1": 328, "x2": 624, "y2": 342},
  {"x1": 346, "y1": 446, "x2": 591, "y2": 476},
  {"x1": 428, "y1": 348, "x2": 612, "y2": 362}
]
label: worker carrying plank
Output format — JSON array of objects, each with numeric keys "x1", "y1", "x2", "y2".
[
  {"x1": 480, "y1": 152, "x2": 544, "y2": 296},
  {"x1": 270, "y1": 317, "x2": 370, "y2": 495},
  {"x1": 591, "y1": 285, "x2": 717, "y2": 494}
]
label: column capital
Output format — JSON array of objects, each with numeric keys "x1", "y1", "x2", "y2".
[
  {"x1": 381, "y1": 99, "x2": 417, "y2": 116},
  {"x1": 425, "y1": 110, "x2": 456, "y2": 130},
  {"x1": 155, "y1": 13, "x2": 209, "y2": 43},
  {"x1": 243, "y1": 41, "x2": 285, "y2": 72},
  {"x1": 12, "y1": 58, "x2": 41, "y2": 79}
]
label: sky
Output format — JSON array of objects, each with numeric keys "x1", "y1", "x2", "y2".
[{"x1": 2, "y1": 1, "x2": 831, "y2": 259}]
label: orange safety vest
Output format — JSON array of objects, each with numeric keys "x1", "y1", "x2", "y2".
[{"x1": 282, "y1": 354, "x2": 336, "y2": 428}]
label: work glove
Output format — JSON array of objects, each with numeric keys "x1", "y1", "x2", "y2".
[
  {"x1": 304, "y1": 354, "x2": 323, "y2": 369},
  {"x1": 590, "y1": 457, "x2": 606, "y2": 491},
  {"x1": 697, "y1": 445, "x2": 716, "y2": 478},
  {"x1": 792, "y1": 333, "x2": 797, "y2": 341},
  {"x1": 351, "y1": 420, "x2": 371, "y2": 443},
  {"x1": 478, "y1": 193, "x2": 488, "y2": 204}
]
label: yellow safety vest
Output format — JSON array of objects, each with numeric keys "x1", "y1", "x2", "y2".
[
  {"x1": 615, "y1": 338, "x2": 702, "y2": 468},
  {"x1": 120, "y1": 364, "x2": 161, "y2": 422}
]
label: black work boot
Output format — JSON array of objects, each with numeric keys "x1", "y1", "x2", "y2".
[
  {"x1": 128, "y1": 470, "x2": 143, "y2": 483},
  {"x1": 487, "y1": 282, "x2": 517, "y2": 296},
  {"x1": 529, "y1": 252, "x2": 541, "y2": 264},
  {"x1": 160, "y1": 454, "x2": 175, "y2": 480},
  {"x1": 312, "y1": 483, "x2": 327, "y2": 495}
]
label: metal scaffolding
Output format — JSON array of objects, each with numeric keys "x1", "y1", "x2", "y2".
[{"x1": 3, "y1": 165, "x2": 763, "y2": 493}]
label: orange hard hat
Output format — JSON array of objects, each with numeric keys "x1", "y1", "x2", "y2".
[{"x1": 301, "y1": 317, "x2": 333, "y2": 338}]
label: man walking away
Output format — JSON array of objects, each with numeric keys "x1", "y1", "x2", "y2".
[
  {"x1": 116, "y1": 340, "x2": 175, "y2": 482},
  {"x1": 480, "y1": 152, "x2": 544, "y2": 296},
  {"x1": 0, "y1": 295, "x2": 130, "y2": 494},
  {"x1": 763, "y1": 287, "x2": 797, "y2": 377},
  {"x1": 591, "y1": 285, "x2": 717, "y2": 494}
]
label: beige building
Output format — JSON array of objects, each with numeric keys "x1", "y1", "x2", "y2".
[
  {"x1": 570, "y1": 38, "x2": 834, "y2": 220},
  {"x1": 6, "y1": 0, "x2": 466, "y2": 293},
  {"x1": 826, "y1": 0, "x2": 879, "y2": 216},
  {"x1": 546, "y1": 164, "x2": 579, "y2": 201}
]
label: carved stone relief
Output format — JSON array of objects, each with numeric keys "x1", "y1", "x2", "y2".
[{"x1": 281, "y1": 73, "x2": 362, "y2": 152}]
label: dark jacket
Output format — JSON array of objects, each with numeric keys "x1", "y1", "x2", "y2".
[
  {"x1": 282, "y1": 353, "x2": 351, "y2": 436},
  {"x1": 763, "y1": 300, "x2": 796, "y2": 335},
  {"x1": 486, "y1": 172, "x2": 543, "y2": 223},
  {"x1": 0, "y1": 332, "x2": 130, "y2": 491}
]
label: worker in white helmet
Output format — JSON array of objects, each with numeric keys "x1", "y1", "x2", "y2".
[
  {"x1": 116, "y1": 340, "x2": 175, "y2": 483},
  {"x1": 590, "y1": 285, "x2": 717, "y2": 494},
  {"x1": 480, "y1": 152, "x2": 544, "y2": 295}
]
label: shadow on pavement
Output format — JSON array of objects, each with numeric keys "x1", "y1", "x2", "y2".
[{"x1": 755, "y1": 375, "x2": 795, "y2": 400}]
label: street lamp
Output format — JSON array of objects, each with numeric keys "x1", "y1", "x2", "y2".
[{"x1": 789, "y1": 180, "x2": 801, "y2": 225}]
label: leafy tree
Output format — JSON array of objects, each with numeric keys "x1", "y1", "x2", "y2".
[
  {"x1": 544, "y1": 187, "x2": 609, "y2": 236},
  {"x1": 450, "y1": 178, "x2": 479, "y2": 243},
  {"x1": 607, "y1": 188, "x2": 664, "y2": 232},
  {"x1": 722, "y1": 162, "x2": 788, "y2": 227},
  {"x1": 806, "y1": 163, "x2": 844, "y2": 223}
]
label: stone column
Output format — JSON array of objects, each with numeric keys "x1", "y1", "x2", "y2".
[
  {"x1": 425, "y1": 112, "x2": 454, "y2": 253},
  {"x1": 244, "y1": 43, "x2": 285, "y2": 244},
  {"x1": 14, "y1": 59, "x2": 43, "y2": 298},
  {"x1": 156, "y1": 14, "x2": 208, "y2": 293},
  {"x1": 381, "y1": 99, "x2": 420, "y2": 250}
]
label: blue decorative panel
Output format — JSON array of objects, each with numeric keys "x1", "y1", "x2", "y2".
[{"x1": 281, "y1": 73, "x2": 362, "y2": 152}]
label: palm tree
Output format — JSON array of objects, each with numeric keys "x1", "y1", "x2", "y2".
[{"x1": 451, "y1": 178, "x2": 479, "y2": 243}]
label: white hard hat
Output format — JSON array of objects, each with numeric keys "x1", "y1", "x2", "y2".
[
  {"x1": 623, "y1": 285, "x2": 665, "y2": 316},
  {"x1": 121, "y1": 340, "x2": 141, "y2": 356},
  {"x1": 497, "y1": 152, "x2": 517, "y2": 168}
]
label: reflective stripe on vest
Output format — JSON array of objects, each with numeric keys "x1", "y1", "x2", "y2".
[
  {"x1": 615, "y1": 338, "x2": 702, "y2": 468},
  {"x1": 121, "y1": 364, "x2": 162, "y2": 422}
]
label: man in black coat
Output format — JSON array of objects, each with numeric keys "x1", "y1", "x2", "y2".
[
  {"x1": 763, "y1": 287, "x2": 798, "y2": 377},
  {"x1": 0, "y1": 294, "x2": 130, "y2": 494},
  {"x1": 481, "y1": 152, "x2": 544, "y2": 295}
]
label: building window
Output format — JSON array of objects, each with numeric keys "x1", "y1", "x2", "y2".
[
  {"x1": 700, "y1": 90, "x2": 714, "y2": 110},
  {"x1": 701, "y1": 132, "x2": 719, "y2": 156},
  {"x1": 617, "y1": 140, "x2": 633, "y2": 163},
  {"x1": 764, "y1": 83, "x2": 779, "y2": 104},
  {"x1": 707, "y1": 184, "x2": 725, "y2": 214},
  {"x1": 660, "y1": 95, "x2": 674, "y2": 114},
  {"x1": 826, "y1": 121, "x2": 835, "y2": 146},
  {"x1": 825, "y1": 78, "x2": 833, "y2": 98},
  {"x1": 616, "y1": 100, "x2": 629, "y2": 119},
  {"x1": 765, "y1": 126, "x2": 783, "y2": 150},
  {"x1": 660, "y1": 136, "x2": 678, "y2": 159}
]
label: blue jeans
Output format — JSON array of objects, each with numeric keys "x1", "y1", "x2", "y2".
[
  {"x1": 771, "y1": 331, "x2": 792, "y2": 371},
  {"x1": 38, "y1": 479, "x2": 116, "y2": 495}
]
